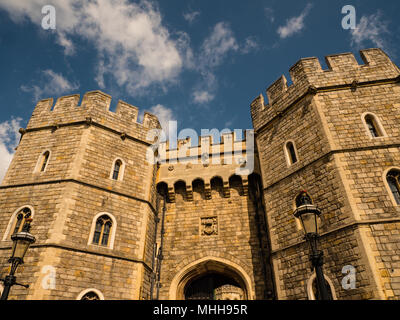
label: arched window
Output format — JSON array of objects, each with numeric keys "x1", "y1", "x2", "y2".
[
  {"x1": 362, "y1": 113, "x2": 386, "y2": 139},
  {"x1": 92, "y1": 215, "x2": 113, "y2": 246},
  {"x1": 76, "y1": 288, "x2": 105, "y2": 300},
  {"x1": 285, "y1": 141, "x2": 298, "y2": 166},
  {"x1": 10, "y1": 207, "x2": 32, "y2": 238},
  {"x1": 35, "y1": 150, "x2": 50, "y2": 173},
  {"x1": 387, "y1": 170, "x2": 400, "y2": 205},
  {"x1": 110, "y1": 158, "x2": 125, "y2": 181},
  {"x1": 307, "y1": 273, "x2": 337, "y2": 300},
  {"x1": 81, "y1": 292, "x2": 100, "y2": 300},
  {"x1": 88, "y1": 213, "x2": 116, "y2": 249},
  {"x1": 112, "y1": 160, "x2": 122, "y2": 180},
  {"x1": 2, "y1": 206, "x2": 35, "y2": 241}
]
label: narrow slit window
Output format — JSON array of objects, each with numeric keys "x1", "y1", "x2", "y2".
[
  {"x1": 101, "y1": 221, "x2": 112, "y2": 246},
  {"x1": 286, "y1": 142, "x2": 298, "y2": 165},
  {"x1": 40, "y1": 151, "x2": 50, "y2": 172},
  {"x1": 112, "y1": 160, "x2": 122, "y2": 180},
  {"x1": 92, "y1": 220, "x2": 102, "y2": 245},
  {"x1": 364, "y1": 115, "x2": 383, "y2": 138},
  {"x1": 364, "y1": 114, "x2": 386, "y2": 139},
  {"x1": 387, "y1": 170, "x2": 400, "y2": 205}
]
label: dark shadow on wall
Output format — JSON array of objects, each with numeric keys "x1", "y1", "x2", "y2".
[
  {"x1": 210, "y1": 176, "x2": 224, "y2": 198},
  {"x1": 193, "y1": 179, "x2": 206, "y2": 201},
  {"x1": 247, "y1": 173, "x2": 276, "y2": 300}
]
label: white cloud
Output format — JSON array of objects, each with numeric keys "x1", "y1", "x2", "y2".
[
  {"x1": 189, "y1": 22, "x2": 258, "y2": 105},
  {"x1": 200, "y1": 22, "x2": 239, "y2": 68},
  {"x1": 192, "y1": 90, "x2": 215, "y2": 104},
  {"x1": 191, "y1": 22, "x2": 240, "y2": 105},
  {"x1": 21, "y1": 69, "x2": 79, "y2": 101},
  {"x1": 183, "y1": 10, "x2": 200, "y2": 24},
  {"x1": 241, "y1": 36, "x2": 259, "y2": 54},
  {"x1": 0, "y1": 0, "x2": 188, "y2": 94},
  {"x1": 350, "y1": 11, "x2": 390, "y2": 53},
  {"x1": 277, "y1": 3, "x2": 312, "y2": 39},
  {"x1": 149, "y1": 104, "x2": 176, "y2": 139},
  {"x1": 0, "y1": 118, "x2": 23, "y2": 183}
]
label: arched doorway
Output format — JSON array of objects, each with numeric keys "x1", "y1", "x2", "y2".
[
  {"x1": 184, "y1": 272, "x2": 244, "y2": 300},
  {"x1": 169, "y1": 257, "x2": 252, "y2": 300}
]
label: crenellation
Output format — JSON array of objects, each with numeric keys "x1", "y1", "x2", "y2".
[
  {"x1": 159, "y1": 130, "x2": 249, "y2": 166},
  {"x1": 252, "y1": 49, "x2": 400, "y2": 132},
  {"x1": 250, "y1": 94, "x2": 267, "y2": 130},
  {"x1": 360, "y1": 48, "x2": 397, "y2": 69},
  {"x1": 266, "y1": 75, "x2": 288, "y2": 104},
  {"x1": 81, "y1": 90, "x2": 112, "y2": 111},
  {"x1": 325, "y1": 52, "x2": 359, "y2": 71},
  {"x1": 289, "y1": 57, "x2": 322, "y2": 84},
  {"x1": 26, "y1": 90, "x2": 161, "y2": 146},
  {"x1": 115, "y1": 100, "x2": 139, "y2": 122},
  {"x1": 30, "y1": 98, "x2": 54, "y2": 117},
  {"x1": 53, "y1": 94, "x2": 80, "y2": 111},
  {"x1": 143, "y1": 112, "x2": 161, "y2": 129}
]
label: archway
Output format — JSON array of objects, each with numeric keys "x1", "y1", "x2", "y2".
[
  {"x1": 169, "y1": 257, "x2": 253, "y2": 300},
  {"x1": 185, "y1": 272, "x2": 244, "y2": 300}
]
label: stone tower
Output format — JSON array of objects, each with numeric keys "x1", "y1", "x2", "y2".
[
  {"x1": 251, "y1": 48, "x2": 400, "y2": 300},
  {"x1": 0, "y1": 91, "x2": 161, "y2": 299}
]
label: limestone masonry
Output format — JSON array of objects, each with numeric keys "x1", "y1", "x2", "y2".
[{"x1": 1, "y1": 48, "x2": 400, "y2": 300}]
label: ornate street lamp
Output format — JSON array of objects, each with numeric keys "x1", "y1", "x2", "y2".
[
  {"x1": 293, "y1": 192, "x2": 331, "y2": 300},
  {"x1": 0, "y1": 218, "x2": 36, "y2": 300}
]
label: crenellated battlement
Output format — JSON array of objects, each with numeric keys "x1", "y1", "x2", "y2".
[
  {"x1": 158, "y1": 130, "x2": 253, "y2": 164},
  {"x1": 251, "y1": 48, "x2": 400, "y2": 131},
  {"x1": 156, "y1": 130, "x2": 258, "y2": 202},
  {"x1": 27, "y1": 90, "x2": 161, "y2": 144}
]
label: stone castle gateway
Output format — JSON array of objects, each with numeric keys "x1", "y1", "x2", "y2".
[{"x1": 1, "y1": 48, "x2": 400, "y2": 300}]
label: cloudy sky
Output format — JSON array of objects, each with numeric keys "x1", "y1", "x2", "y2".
[{"x1": 0, "y1": 0, "x2": 399, "y2": 180}]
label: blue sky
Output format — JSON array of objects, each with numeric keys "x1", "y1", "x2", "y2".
[{"x1": 0, "y1": 0, "x2": 399, "y2": 179}]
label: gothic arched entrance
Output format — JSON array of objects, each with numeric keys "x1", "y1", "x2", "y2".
[
  {"x1": 169, "y1": 257, "x2": 252, "y2": 300},
  {"x1": 184, "y1": 272, "x2": 244, "y2": 300}
]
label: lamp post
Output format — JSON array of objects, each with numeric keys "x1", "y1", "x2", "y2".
[
  {"x1": 293, "y1": 192, "x2": 331, "y2": 300},
  {"x1": 0, "y1": 218, "x2": 36, "y2": 300}
]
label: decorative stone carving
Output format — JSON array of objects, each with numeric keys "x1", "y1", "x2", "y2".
[{"x1": 201, "y1": 217, "x2": 218, "y2": 236}]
